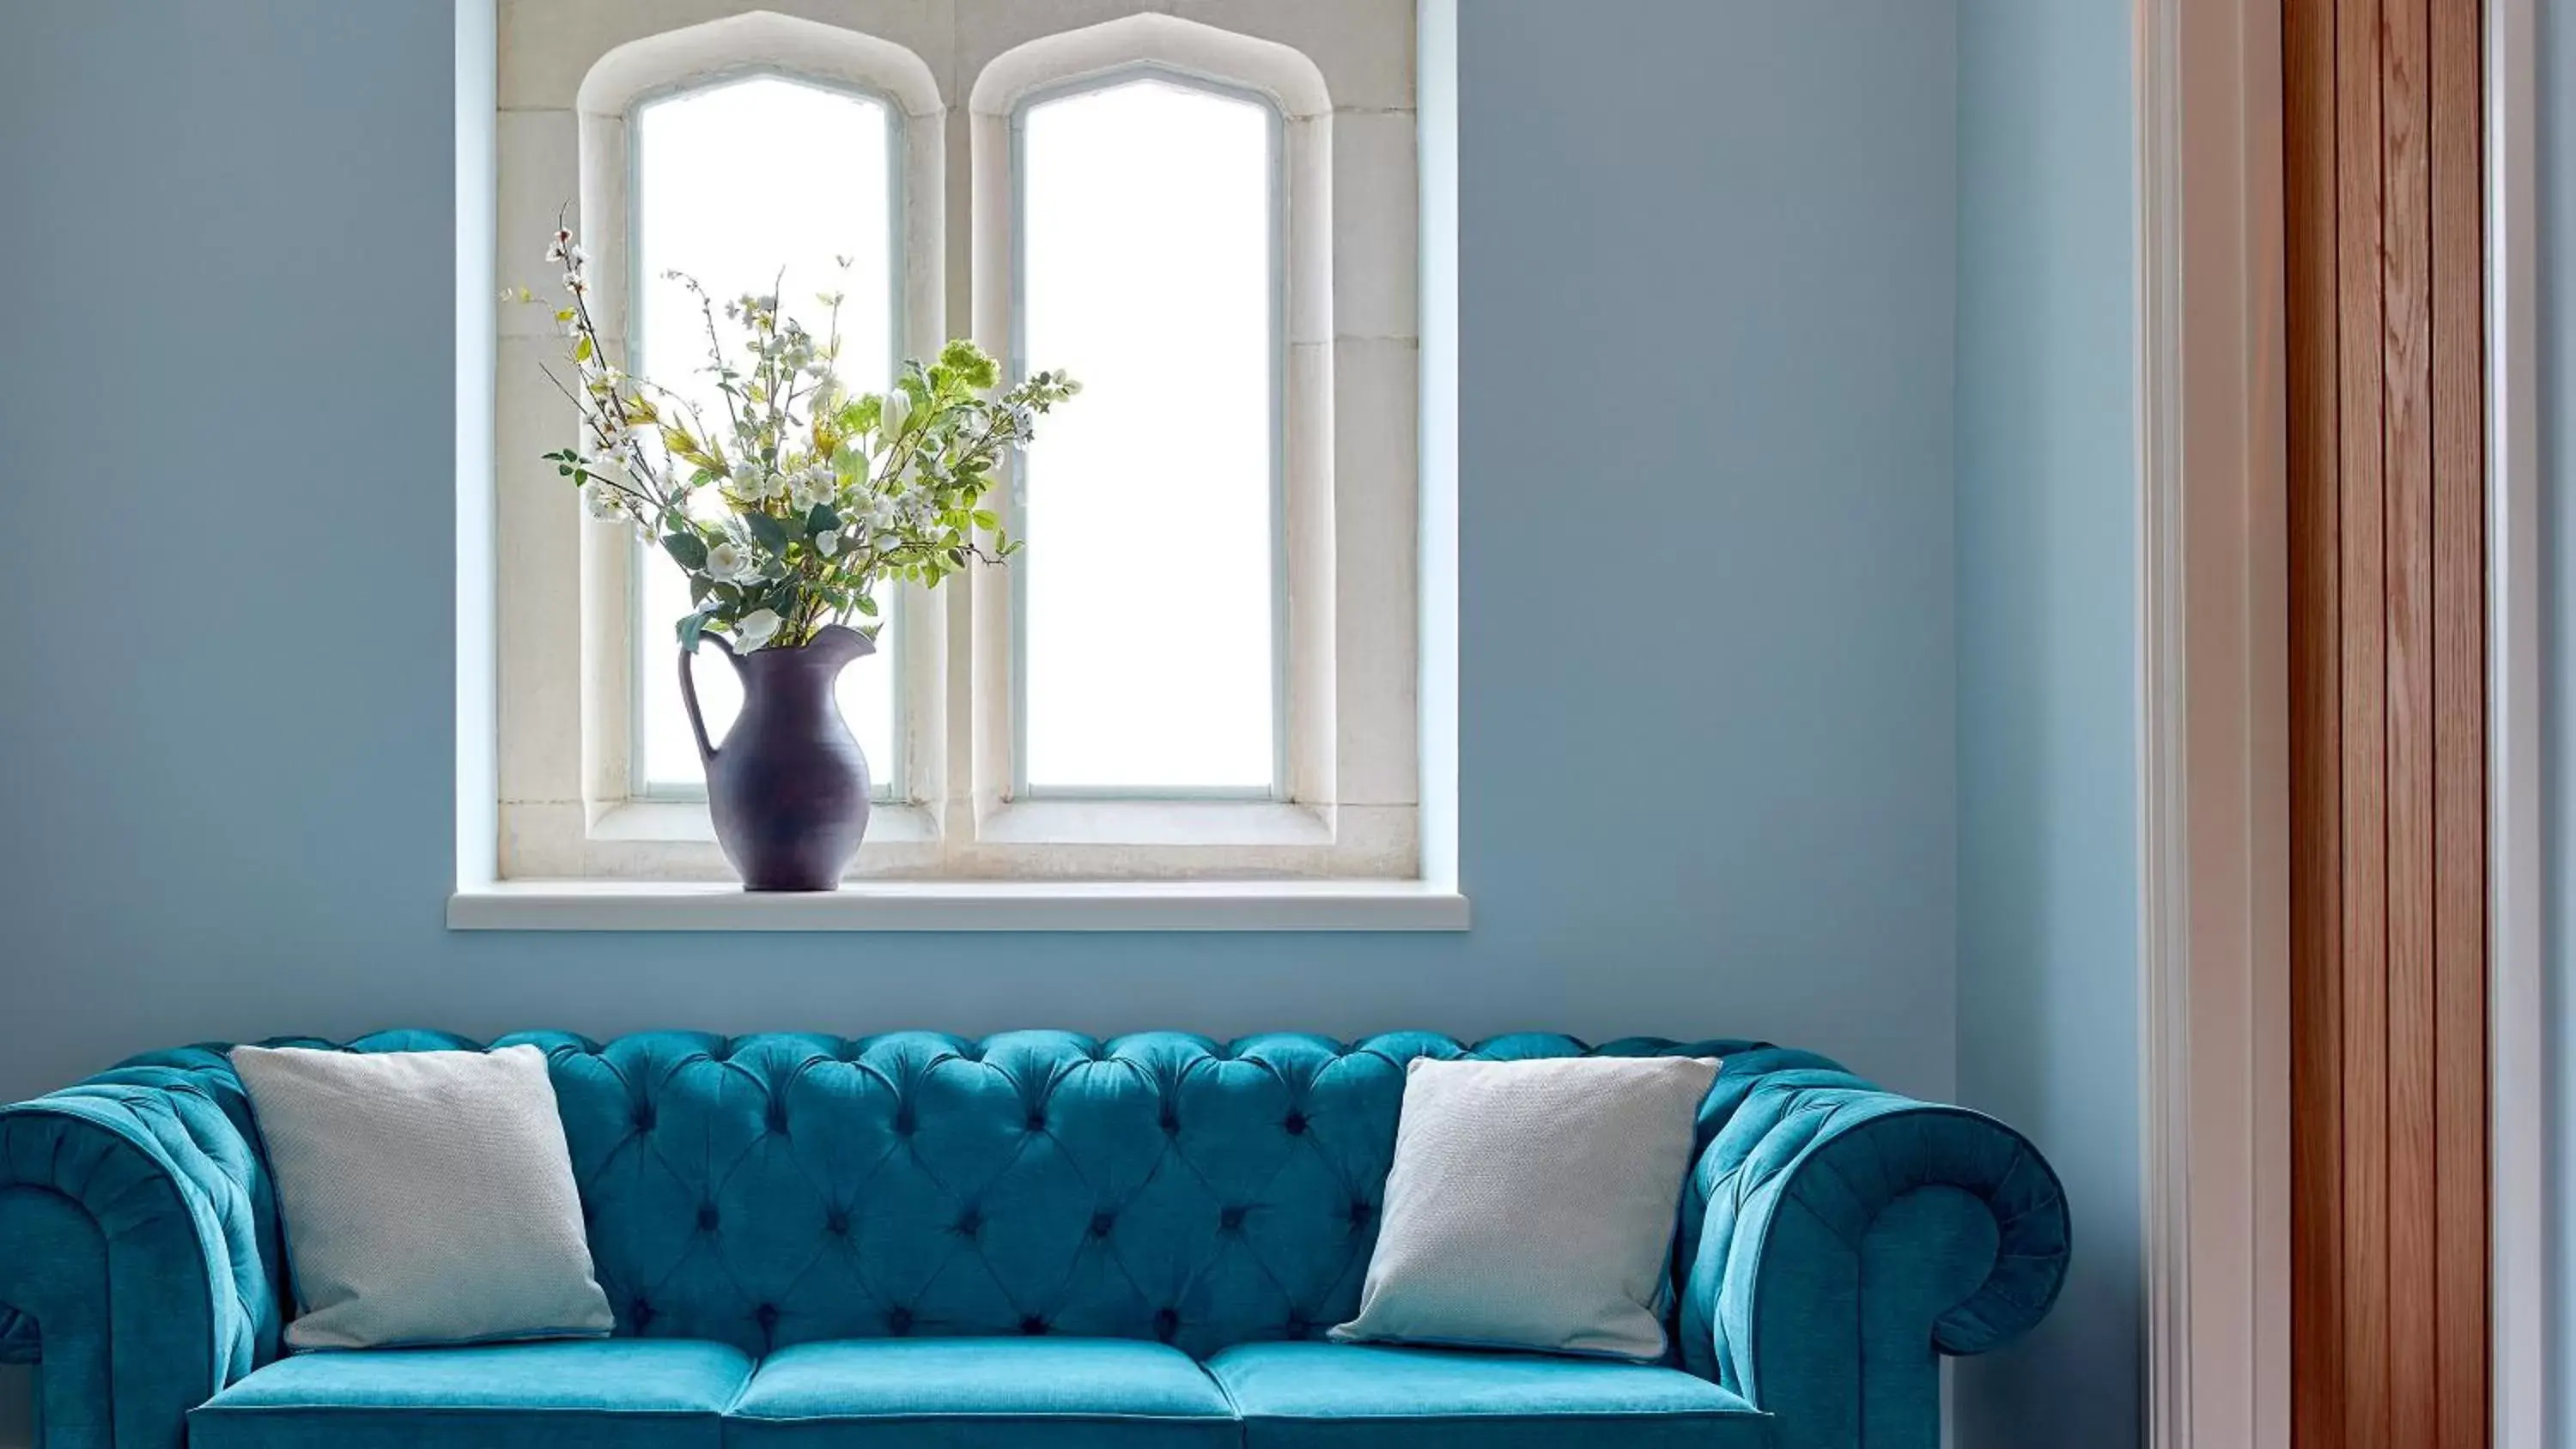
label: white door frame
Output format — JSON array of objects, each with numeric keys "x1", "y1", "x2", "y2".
[
  {"x1": 2482, "y1": 0, "x2": 2545, "y2": 1440},
  {"x1": 2136, "y1": 0, "x2": 2548, "y2": 1445},
  {"x1": 2135, "y1": 0, "x2": 2290, "y2": 1441}
]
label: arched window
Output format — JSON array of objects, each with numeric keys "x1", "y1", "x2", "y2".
[
  {"x1": 485, "y1": 2, "x2": 1425, "y2": 888},
  {"x1": 628, "y1": 71, "x2": 901, "y2": 799},
  {"x1": 1013, "y1": 72, "x2": 1280, "y2": 796}
]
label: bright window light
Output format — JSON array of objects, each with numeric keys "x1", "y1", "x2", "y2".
[
  {"x1": 1018, "y1": 78, "x2": 1278, "y2": 794},
  {"x1": 631, "y1": 75, "x2": 896, "y2": 796}
]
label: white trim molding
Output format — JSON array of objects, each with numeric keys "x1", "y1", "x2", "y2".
[
  {"x1": 2136, "y1": 0, "x2": 2290, "y2": 1446},
  {"x1": 2484, "y1": 0, "x2": 2546, "y2": 1441}
]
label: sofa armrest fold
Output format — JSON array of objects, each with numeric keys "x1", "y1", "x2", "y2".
[
  {"x1": 1676, "y1": 1073, "x2": 2069, "y2": 1449},
  {"x1": 0, "y1": 1052, "x2": 283, "y2": 1449}
]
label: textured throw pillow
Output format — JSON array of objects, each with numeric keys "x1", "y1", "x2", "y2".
[
  {"x1": 231, "y1": 1043, "x2": 614, "y2": 1350},
  {"x1": 1332, "y1": 1054, "x2": 1720, "y2": 1361}
]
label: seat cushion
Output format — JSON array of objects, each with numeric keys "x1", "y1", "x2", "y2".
[
  {"x1": 188, "y1": 1339, "x2": 753, "y2": 1449},
  {"x1": 726, "y1": 1338, "x2": 1239, "y2": 1448},
  {"x1": 1206, "y1": 1342, "x2": 1773, "y2": 1449}
]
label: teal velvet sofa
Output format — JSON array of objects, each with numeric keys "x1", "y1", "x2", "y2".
[{"x1": 0, "y1": 1031, "x2": 2069, "y2": 1449}]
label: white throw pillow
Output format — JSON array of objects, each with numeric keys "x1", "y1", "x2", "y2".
[
  {"x1": 1331, "y1": 1054, "x2": 1720, "y2": 1361},
  {"x1": 232, "y1": 1043, "x2": 614, "y2": 1350}
]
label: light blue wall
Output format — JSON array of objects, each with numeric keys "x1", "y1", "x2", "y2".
[
  {"x1": 0, "y1": 0, "x2": 1965, "y2": 1094},
  {"x1": 1951, "y1": 1, "x2": 2140, "y2": 1445},
  {"x1": 0, "y1": 1, "x2": 1963, "y2": 1438},
  {"x1": 2543, "y1": 0, "x2": 2576, "y2": 1436}
]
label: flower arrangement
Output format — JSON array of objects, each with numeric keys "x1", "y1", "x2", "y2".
[{"x1": 522, "y1": 225, "x2": 1078, "y2": 653}]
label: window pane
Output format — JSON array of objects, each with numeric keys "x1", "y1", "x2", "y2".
[
  {"x1": 632, "y1": 76, "x2": 896, "y2": 796},
  {"x1": 1019, "y1": 79, "x2": 1277, "y2": 793}
]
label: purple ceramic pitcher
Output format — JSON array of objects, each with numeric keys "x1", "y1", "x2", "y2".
[{"x1": 678, "y1": 624, "x2": 876, "y2": 891}]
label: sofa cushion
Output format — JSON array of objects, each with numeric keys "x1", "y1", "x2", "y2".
[
  {"x1": 726, "y1": 1338, "x2": 1237, "y2": 1448},
  {"x1": 188, "y1": 1339, "x2": 753, "y2": 1449},
  {"x1": 1206, "y1": 1342, "x2": 1773, "y2": 1449}
]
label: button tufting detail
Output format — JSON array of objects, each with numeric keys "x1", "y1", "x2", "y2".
[
  {"x1": 1018, "y1": 1314, "x2": 1048, "y2": 1336},
  {"x1": 441, "y1": 1028, "x2": 1781, "y2": 1356}
]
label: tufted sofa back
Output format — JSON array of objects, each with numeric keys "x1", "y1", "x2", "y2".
[
  {"x1": 535, "y1": 1028, "x2": 1777, "y2": 1357},
  {"x1": 95, "y1": 1028, "x2": 1858, "y2": 1363}
]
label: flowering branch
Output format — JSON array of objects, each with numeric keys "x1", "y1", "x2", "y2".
[{"x1": 511, "y1": 223, "x2": 1078, "y2": 654}]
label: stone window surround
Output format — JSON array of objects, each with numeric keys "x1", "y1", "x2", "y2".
[{"x1": 489, "y1": 1, "x2": 1420, "y2": 884}]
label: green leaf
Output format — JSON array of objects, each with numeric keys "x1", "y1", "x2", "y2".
[
  {"x1": 677, "y1": 611, "x2": 708, "y2": 653},
  {"x1": 744, "y1": 511, "x2": 788, "y2": 551},
  {"x1": 853, "y1": 593, "x2": 878, "y2": 618},
  {"x1": 573, "y1": 334, "x2": 593, "y2": 363},
  {"x1": 806, "y1": 503, "x2": 839, "y2": 537},
  {"x1": 969, "y1": 509, "x2": 999, "y2": 530},
  {"x1": 661, "y1": 531, "x2": 708, "y2": 570}
]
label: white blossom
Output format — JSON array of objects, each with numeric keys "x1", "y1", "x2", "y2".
[
  {"x1": 879, "y1": 388, "x2": 911, "y2": 439},
  {"x1": 706, "y1": 541, "x2": 756, "y2": 584},
  {"x1": 582, "y1": 482, "x2": 624, "y2": 522},
  {"x1": 732, "y1": 608, "x2": 783, "y2": 652},
  {"x1": 788, "y1": 464, "x2": 833, "y2": 512},
  {"x1": 815, "y1": 532, "x2": 839, "y2": 558}
]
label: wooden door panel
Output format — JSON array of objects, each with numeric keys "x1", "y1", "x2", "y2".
[{"x1": 2286, "y1": 0, "x2": 2486, "y2": 1443}]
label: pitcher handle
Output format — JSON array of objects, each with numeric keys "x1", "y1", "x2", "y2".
[{"x1": 677, "y1": 632, "x2": 739, "y2": 765}]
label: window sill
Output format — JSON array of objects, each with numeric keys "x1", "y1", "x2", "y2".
[{"x1": 448, "y1": 878, "x2": 1470, "y2": 932}]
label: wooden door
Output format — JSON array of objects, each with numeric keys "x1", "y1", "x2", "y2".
[{"x1": 2284, "y1": 0, "x2": 2488, "y2": 1443}]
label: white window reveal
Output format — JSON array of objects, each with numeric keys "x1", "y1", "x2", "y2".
[
  {"x1": 1015, "y1": 76, "x2": 1280, "y2": 797},
  {"x1": 630, "y1": 73, "x2": 901, "y2": 800}
]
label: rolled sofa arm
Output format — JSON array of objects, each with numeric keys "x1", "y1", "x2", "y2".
[
  {"x1": 1675, "y1": 1065, "x2": 2069, "y2": 1449},
  {"x1": 0, "y1": 1051, "x2": 283, "y2": 1449}
]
